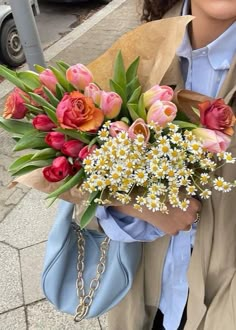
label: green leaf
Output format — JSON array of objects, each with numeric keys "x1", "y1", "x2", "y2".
[
  {"x1": 25, "y1": 104, "x2": 44, "y2": 114},
  {"x1": 128, "y1": 86, "x2": 142, "y2": 104},
  {"x1": 56, "y1": 60, "x2": 70, "y2": 70},
  {"x1": 0, "y1": 65, "x2": 28, "y2": 92},
  {"x1": 46, "y1": 168, "x2": 84, "y2": 199},
  {"x1": 9, "y1": 152, "x2": 55, "y2": 174},
  {"x1": 28, "y1": 92, "x2": 56, "y2": 111},
  {"x1": 9, "y1": 158, "x2": 54, "y2": 176},
  {"x1": 56, "y1": 128, "x2": 93, "y2": 144},
  {"x1": 43, "y1": 86, "x2": 60, "y2": 108},
  {"x1": 113, "y1": 51, "x2": 126, "y2": 89},
  {"x1": 34, "y1": 64, "x2": 46, "y2": 73},
  {"x1": 55, "y1": 83, "x2": 66, "y2": 99},
  {"x1": 49, "y1": 66, "x2": 75, "y2": 92},
  {"x1": 109, "y1": 79, "x2": 126, "y2": 104},
  {"x1": 127, "y1": 77, "x2": 141, "y2": 99},
  {"x1": 9, "y1": 154, "x2": 33, "y2": 172},
  {"x1": 13, "y1": 130, "x2": 48, "y2": 151},
  {"x1": 172, "y1": 120, "x2": 198, "y2": 129},
  {"x1": 127, "y1": 103, "x2": 140, "y2": 121},
  {"x1": 17, "y1": 71, "x2": 41, "y2": 91},
  {"x1": 42, "y1": 106, "x2": 58, "y2": 124},
  {"x1": 56, "y1": 61, "x2": 70, "y2": 75},
  {"x1": 126, "y1": 56, "x2": 140, "y2": 84},
  {"x1": 0, "y1": 117, "x2": 33, "y2": 135},
  {"x1": 31, "y1": 148, "x2": 57, "y2": 160},
  {"x1": 137, "y1": 94, "x2": 147, "y2": 120},
  {"x1": 80, "y1": 191, "x2": 100, "y2": 228},
  {"x1": 10, "y1": 165, "x2": 44, "y2": 177}
]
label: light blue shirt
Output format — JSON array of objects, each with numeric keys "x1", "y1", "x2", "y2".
[{"x1": 96, "y1": 1, "x2": 236, "y2": 328}]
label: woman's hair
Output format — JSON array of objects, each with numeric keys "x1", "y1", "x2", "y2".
[{"x1": 142, "y1": 0, "x2": 181, "y2": 22}]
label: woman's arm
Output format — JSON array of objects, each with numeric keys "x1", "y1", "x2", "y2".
[{"x1": 113, "y1": 197, "x2": 201, "y2": 236}]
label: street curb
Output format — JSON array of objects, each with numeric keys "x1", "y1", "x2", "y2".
[{"x1": 0, "y1": 0, "x2": 127, "y2": 100}]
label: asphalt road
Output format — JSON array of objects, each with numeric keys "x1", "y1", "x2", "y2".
[{"x1": 35, "y1": 0, "x2": 105, "y2": 50}]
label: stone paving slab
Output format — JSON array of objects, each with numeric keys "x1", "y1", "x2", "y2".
[
  {"x1": 0, "y1": 189, "x2": 58, "y2": 249},
  {"x1": 20, "y1": 242, "x2": 46, "y2": 305},
  {"x1": 0, "y1": 307, "x2": 26, "y2": 330},
  {"x1": 26, "y1": 300, "x2": 101, "y2": 330},
  {"x1": 0, "y1": 243, "x2": 23, "y2": 314}
]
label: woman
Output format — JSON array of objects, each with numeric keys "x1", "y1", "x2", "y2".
[{"x1": 95, "y1": 0, "x2": 236, "y2": 329}]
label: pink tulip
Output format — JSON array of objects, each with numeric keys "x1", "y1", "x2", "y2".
[
  {"x1": 42, "y1": 156, "x2": 70, "y2": 182},
  {"x1": 66, "y1": 64, "x2": 93, "y2": 91},
  {"x1": 192, "y1": 128, "x2": 231, "y2": 153},
  {"x1": 109, "y1": 121, "x2": 129, "y2": 137},
  {"x1": 100, "y1": 91, "x2": 122, "y2": 119},
  {"x1": 147, "y1": 100, "x2": 177, "y2": 127},
  {"x1": 84, "y1": 83, "x2": 101, "y2": 105},
  {"x1": 32, "y1": 114, "x2": 56, "y2": 131},
  {"x1": 45, "y1": 132, "x2": 66, "y2": 150},
  {"x1": 128, "y1": 118, "x2": 150, "y2": 143},
  {"x1": 143, "y1": 85, "x2": 174, "y2": 109},
  {"x1": 79, "y1": 144, "x2": 98, "y2": 160},
  {"x1": 61, "y1": 140, "x2": 85, "y2": 158},
  {"x1": 39, "y1": 69, "x2": 58, "y2": 94}
]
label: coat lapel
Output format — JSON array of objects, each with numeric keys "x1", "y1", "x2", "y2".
[{"x1": 217, "y1": 54, "x2": 236, "y2": 106}]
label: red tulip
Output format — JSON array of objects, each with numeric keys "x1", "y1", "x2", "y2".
[
  {"x1": 45, "y1": 132, "x2": 66, "y2": 150},
  {"x1": 79, "y1": 144, "x2": 98, "y2": 160},
  {"x1": 33, "y1": 114, "x2": 56, "y2": 131},
  {"x1": 61, "y1": 140, "x2": 85, "y2": 158},
  {"x1": 42, "y1": 156, "x2": 70, "y2": 182}
]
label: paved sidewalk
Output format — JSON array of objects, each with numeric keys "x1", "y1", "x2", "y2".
[{"x1": 0, "y1": 0, "x2": 140, "y2": 329}]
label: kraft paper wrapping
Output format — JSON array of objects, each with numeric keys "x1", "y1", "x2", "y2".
[{"x1": 10, "y1": 15, "x2": 195, "y2": 205}]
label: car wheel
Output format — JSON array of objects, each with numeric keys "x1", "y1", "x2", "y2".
[{"x1": 0, "y1": 18, "x2": 26, "y2": 67}]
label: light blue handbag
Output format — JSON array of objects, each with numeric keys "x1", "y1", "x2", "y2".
[{"x1": 41, "y1": 200, "x2": 142, "y2": 322}]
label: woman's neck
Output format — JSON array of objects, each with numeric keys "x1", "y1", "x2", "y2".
[{"x1": 189, "y1": 5, "x2": 235, "y2": 49}]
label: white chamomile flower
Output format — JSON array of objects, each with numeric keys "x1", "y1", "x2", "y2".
[
  {"x1": 136, "y1": 196, "x2": 146, "y2": 205},
  {"x1": 224, "y1": 152, "x2": 236, "y2": 163},
  {"x1": 134, "y1": 204, "x2": 143, "y2": 212},
  {"x1": 98, "y1": 129, "x2": 109, "y2": 140},
  {"x1": 186, "y1": 185, "x2": 197, "y2": 195},
  {"x1": 171, "y1": 132, "x2": 182, "y2": 144},
  {"x1": 146, "y1": 199, "x2": 160, "y2": 212},
  {"x1": 213, "y1": 177, "x2": 225, "y2": 191},
  {"x1": 222, "y1": 182, "x2": 232, "y2": 192},
  {"x1": 103, "y1": 121, "x2": 111, "y2": 128},
  {"x1": 200, "y1": 189, "x2": 212, "y2": 199},
  {"x1": 168, "y1": 123, "x2": 179, "y2": 132},
  {"x1": 200, "y1": 173, "x2": 210, "y2": 185},
  {"x1": 179, "y1": 199, "x2": 190, "y2": 211},
  {"x1": 135, "y1": 169, "x2": 148, "y2": 184}
]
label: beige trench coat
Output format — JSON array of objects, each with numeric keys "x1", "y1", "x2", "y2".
[{"x1": 107, "y1": 2, "x2": 236, "y2": 330}]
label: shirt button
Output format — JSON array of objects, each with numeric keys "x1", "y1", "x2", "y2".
[{"x1": 201, "y1": 51, "x2": 206, "y2": 55}]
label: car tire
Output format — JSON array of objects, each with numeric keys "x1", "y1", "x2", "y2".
[{"x1": 0, "y1": 18, "x2": 26, "y2": 67}]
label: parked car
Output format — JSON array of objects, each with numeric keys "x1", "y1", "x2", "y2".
[{"x1": 0, "y1": 0, "x2": 40, "y2": 67}]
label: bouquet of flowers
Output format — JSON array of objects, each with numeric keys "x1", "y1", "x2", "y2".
[{"x1": 0, "y1": 16, "x2": 235, "y2": 227}]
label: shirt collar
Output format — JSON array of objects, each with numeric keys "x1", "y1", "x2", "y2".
[{"x1": 177, "y1": 0, "x2": 236, "y2": 70}]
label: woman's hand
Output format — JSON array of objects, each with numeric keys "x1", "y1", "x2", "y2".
[{"x1": 113, "y1": 197, "x2": 201, "y2": 235}]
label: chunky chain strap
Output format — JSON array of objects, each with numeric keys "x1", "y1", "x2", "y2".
[{"x1": 73, "y1": 224, "x2": 110, "y2": 322}]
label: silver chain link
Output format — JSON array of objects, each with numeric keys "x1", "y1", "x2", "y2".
[{"x1": 73, "y1": 225, "x2": 110, "y2": 322}]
